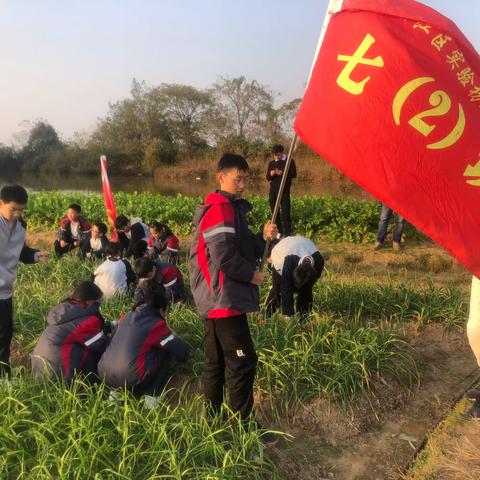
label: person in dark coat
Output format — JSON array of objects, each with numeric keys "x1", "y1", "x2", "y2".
[
  {"x1": 98, "y1": 291, "x2": 189, "y2": 404},
  {"x1": 115, "y1": 215, "x2": 150, "y2": 259},
  {"x1": 80, "y1": 222, "x2": 109, "y2": 260},
  {"x1": 31, "y1": 281, "x2": 110, "y2": 385},
  {"x1": 54, "y1": 203, "x2": 92, "y2": 257},
  {"x1": 266, "y1": 144, "x2": 296, "y2": 236},
  {"x1": 147, "y1": 221, "x2": 180, "y2": 264},
  {"x1": 265, "y1": 235, "x2": 324, "y2": 318},
  {"x1": 0, "y1": 184, "x2": 49, "y2": 375},
  {"x1": 189, "y1": 153, "x2": 278, "y2": 436},
  {"x1": 133, "y1": 257, "x2": 185, "y2": 306}
]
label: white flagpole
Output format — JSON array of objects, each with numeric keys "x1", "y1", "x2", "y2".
[{"x1": 260, "y1": 0, "x2": 344, "y2": 270}]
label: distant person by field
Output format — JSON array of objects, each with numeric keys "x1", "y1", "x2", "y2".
[
  {"x1": 93, "y1": 242, "x2": 136, "y2": 299},
  {"x1": 373, "y1": 203, "x2": 405, "y2": 251},
  {"x1": 114, "y1": 215, "x2": 150, "y2": 259},
  {"x1": 80, "y1": 222, "x2": 108, "y2": 260},
  {"x1": 265, "y1": 235, "x2": 324, "y2": 318},
  {"x1": 189, "y1": 153, "x2": 279, "y2": 446},
  {"x1": 98, "y1": 290, "x2": 189, "y2": 409},
  {"x1": 54, "y1": 203, "x2": 92, "y2": 257},
  {"x1": 266, "y1": 144, "x2": 296, "y2": 237},
  {"x1": 31, "y1": 281, "x2": 109, "y2": 385},
  {"x1": 0, "y1": 184, "x2": 49, "y2": 375},
  {"x1": 147, "y1": 221, "x2": 180, "y2": 264},
  {"x1": 134, "y1": 257, "x2": 185, "y2": 306}
]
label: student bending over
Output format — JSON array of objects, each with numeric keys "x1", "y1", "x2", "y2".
[
  {"x1": 98, "y1": 291, "x2": 189, "y2": 407},
  {"x1": 31, "y1": 281, "x2": 110, "y2": 385}
]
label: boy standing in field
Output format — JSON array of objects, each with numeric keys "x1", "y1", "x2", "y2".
[
  {"x1": 189, "y1": 153, "x2": 278, "y2": 444},
  {"x1": 0, "y1": 185, "x2": 49, "y2": 375}
]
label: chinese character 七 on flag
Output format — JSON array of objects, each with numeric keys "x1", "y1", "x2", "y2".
[{"x1": 295, "y1": 0, "x2": 480, "y2": 276}]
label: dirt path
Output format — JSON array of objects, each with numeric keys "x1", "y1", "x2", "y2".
[{"x1": 271, "y1": 325, "x2": 477, "y2": 480}]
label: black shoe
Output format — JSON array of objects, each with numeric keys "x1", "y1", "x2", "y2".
[{"x1": 259, "y1": 430, "x2": 280, "y2": 447}]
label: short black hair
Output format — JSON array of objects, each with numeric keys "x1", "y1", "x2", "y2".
[
  {"x1": 105, "y1": 241, "x2": 123, "y2": 258},
  {"x1": 135, "y1": 257, "x2": 155, "y2": 279},
  {"x1": 272, "y1": 144, "x2": 284, "y2": 154},
  {"x1": 149, "y1": 221, "x2": 165, "y2": 232},
  {"x1": 68, "y1": 203, "x2": 81, "y2": 213},
  {"x1": 94, "y1": 222, "x2": 108, "y2": 235},
  {"x1": 114, "y1": 215, "x2": 129, "y2": 230},
  {"x1": 292, "y1": 257, "x2": 316, "y2": 289},
  {"x1": 142, "y1": 289, "x2": 169, "y2": 312},
  {"x1": 0, "y1": 185, "x2": 28, "y2": 204},
  {"x1": 72, "y1": 281, "x2": 103, "y2": 302},
  {"x1": 217, "y1": 153, "x2": 249, "y2": 173}
]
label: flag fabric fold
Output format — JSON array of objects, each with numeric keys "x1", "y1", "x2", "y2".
[
  {"x1": 295, "y1": 0, "x2": 480, "y2": 276},
  {"x1": 100, "y1": 155, "x2": 118, "y2": 242}
]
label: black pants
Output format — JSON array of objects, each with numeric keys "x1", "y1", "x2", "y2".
[
  {"x1": 0, "y1": 297, "x2": 13, "y2": 375},
  {"x1": 54, "y1": 240, "x2": 87, "y2": 257},
  {"x1": 133, "y1": 351, "x2": 171, "y2": 397},
  {"x1": 265, "y1": 251, "x2": 324, "y2": 317},
  {"x1": 269, "y1": 188, "x2": 292, "y2": 236},
  {"x1": 203, "y1": 314, "x2": 257, "y2": 420}
]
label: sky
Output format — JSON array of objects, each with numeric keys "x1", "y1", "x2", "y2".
[{"x1": 1, "y1": 0, "x2": 479, "y2": 145}]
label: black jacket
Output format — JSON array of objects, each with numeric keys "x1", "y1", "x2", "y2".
[{"x1": 266, "y1": 158, "x2": 297, "y2": 195}]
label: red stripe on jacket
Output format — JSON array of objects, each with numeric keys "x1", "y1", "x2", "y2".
[{"x1": 137, "y1": 321, "x2": 172, "y2": 378}]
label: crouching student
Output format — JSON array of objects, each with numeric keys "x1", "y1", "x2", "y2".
[
  {"x1": 98, "y1": 291, "x2": 189, "y2": 407},
  {"x1": 80, "y1": 222, "x2": 108, "y2": 260},
  {"x1": 133, "y1": 257, "x2": 185, "y2": 305},
  {"x1": 265, "y1": 235, "x2": 324, "y2": 318},
  {"x1": 115, "y1": 215, "x2": 150, "y2": 259},
  {"x1": 31, "y1": 281, "x2": 110, "y2": 385},
  {"x1": 148, "y1": 222, "x2": 180, "y2": 264},
  {"x1": 93, "y1": 242, "x2": 136, "y2": 299},
  {"x1": 54, "y1": 203, "x2": 92, "y2": 257}
]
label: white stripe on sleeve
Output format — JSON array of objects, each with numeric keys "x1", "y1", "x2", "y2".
[
  {"x1": 84, "y1": 331, "x2": 104, "y2": 346},
  {"x1": 202, "y1": 226, "x2": 235, "y2": 239},
  {"x1": 160, "y1": 334, "x2": 175, "y2": 347},
  {"x1": 166, "y1": 246, "x2": 179, "y2": 252},
  {"x1": 163, "y1": 278, "x2": 177, "y2": 288}
]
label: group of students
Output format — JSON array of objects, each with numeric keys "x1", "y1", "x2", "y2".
[{"x1": 1, "y1": 147, "x2": 327, "y2": 446}]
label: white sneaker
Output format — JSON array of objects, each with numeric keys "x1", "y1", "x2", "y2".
[{"x1": 144, "y1": 395, "x2": 161, "y2": 410}]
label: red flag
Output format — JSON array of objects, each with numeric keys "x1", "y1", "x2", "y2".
[
  {"x1": 100, "y1": 155, "x2": 118, "y2": 242},
  {"x1": 295, "y1": 0, "x2": 480, "y2": 276}
]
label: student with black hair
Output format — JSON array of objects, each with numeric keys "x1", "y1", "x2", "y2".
[
  {"x1": 31, "y1": 281, "x2": 110, "y2": 385},
  {"x1": 189, "y1": 153, "x2": 279, "y2": 445},
  {"x1": 265, "y1": 235, "x2": 324, "y2": 318},
  {"x1": 266, "y1": 144, "x2": 297, "y2": 236},
  {"x1": 98, "y1": 290, "x2": 189, "y2": 408},
  {"x1": 133, "y1": 257, "x2": 185, "y2": 306},
  {"x1": 80, "y1": 222, "x2": 109, "y2": 260},
  {"x1": 147, "y1": 221, "x2": 180, "y2": 264},
  {"x1": 54, "y1": 203, "x2": 92, "y2": 257},
  {"x1": 0, "y1": 184, "x2": 49, "y2": 375},
  {"x1": 114, "y1": 215, "x2": 150, "y2": 259},
  {"x1": 93, "y1": 242, "x2": 136, "y2": 298}
]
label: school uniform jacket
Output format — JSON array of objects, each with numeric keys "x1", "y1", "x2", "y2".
[
  {"x1": 133, "y1": 261, "x2": 184, "y2": 305},
  {"x1": 31, "y1": 300, "x2": 109, "y2": 383},
  {"x1": 97, "y1": 304, "x2": 189, "y2": 388},
  {"x1": 56, "y1": 216, "x2": 92, "y2": 244},
  {"x1": 148, "y1": 233, "x2": 180, "y2": 257},
  {"x1": 189, "y1": 191, "x2": 265, "y2": 319}
]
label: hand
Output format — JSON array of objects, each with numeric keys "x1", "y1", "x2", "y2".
[
  {"x1": 275, "y1": 169, "x2": 283, "y2": 175},
  {"x1": 263, "y1": 221, "x2": 279, "y2": 241},
  {"x1": 270, "y1": 170, "x2": 276, "y2": 176},
  {"x1": 73, "y1": 241, "x2": 80, "y2": 248},
  {"x1": 60, "y1": 240, "x2": 67, "y2": 248},
  {"x1": 36, "y1": 252, "x2": 49, "y2": 262},
  {"x1": 250, "y1": 271, "x2": 266, "y2": 286}
]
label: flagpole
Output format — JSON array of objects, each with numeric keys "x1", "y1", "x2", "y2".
[{"x1": 260, "y1": 0, "x2": 344, "y2": 270}]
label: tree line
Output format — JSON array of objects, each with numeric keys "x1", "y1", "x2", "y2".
[{"x1": 0, "y1": 77, "x2": 301, "y2": 175}]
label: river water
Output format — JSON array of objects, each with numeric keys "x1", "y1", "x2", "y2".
[{"x1": 0, "y1": 171, "x2": 374, "y2": 201}]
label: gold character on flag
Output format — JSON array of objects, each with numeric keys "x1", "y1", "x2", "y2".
[
  {"x1": 446, "y1": 50, "x2": 465, "y2": 70},
  {"x1": 464, "y1": 157, "x2": 480, "y2": 187},
  {"x1": 469, "y1": 86, "x2": 480, "y2": 102},
  {"x1": 336, "y1": 33, "x2": 384, "y2": 95},
  {"x1": 413, "y1": 22, "x2": 431, "y2": 34},
  {"x1": 392, "y1": 77, "x2": 465, "y2": 150},
  {"x1": 457, "y1": 68, "x2": 475, "y2": 87},
  {"x1": 431, "y1": 34, "x2": 451, "y2": 51}
]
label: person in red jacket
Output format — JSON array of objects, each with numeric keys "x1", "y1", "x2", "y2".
[
  {"x1": 147, "y1": 221, "x2": 180, "y2": 264},
  {"x1": 54, "y1": 203, "x2": 92, "y2": 257},
  {"x1": 189, "y1": 153, "x2": 279, "y2": 444},
  {"x1": 31, "y1": 281, "x2": 110, "y2": 385}
]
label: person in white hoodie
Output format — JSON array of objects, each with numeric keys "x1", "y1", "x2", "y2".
[
  {"x1": 0, "y1": 185, "x2": 49, "y2": 375},
  {"x1": 93, "y1": 242, "x2": 136, "y2": 299}
]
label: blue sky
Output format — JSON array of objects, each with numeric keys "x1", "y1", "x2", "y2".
[{"x1": 1, "y1": 0, "x2": 478, "y2": 144}]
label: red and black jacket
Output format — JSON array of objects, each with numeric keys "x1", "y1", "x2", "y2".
[
  {"x1": 189, "y1": 191, "x2": 265, "y2": 319},
  {"x1": 97, "y1": 304, "x2": 189, "y2": 388},
  {"x1": 31, "y1": 300, "x2": 109, "y2": 384},
  {"x1": 56, "y1": 216, "x2": 92, "y2": 244},
  {"x1": 148, "y1": 233, "x2": 180, "y2": 258}
]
